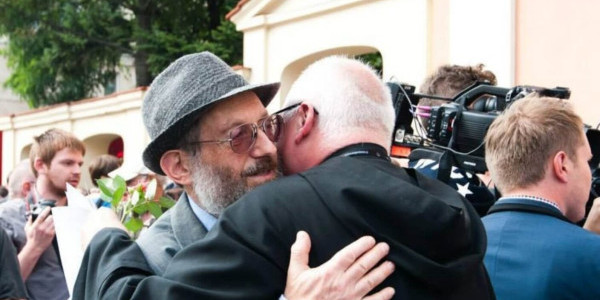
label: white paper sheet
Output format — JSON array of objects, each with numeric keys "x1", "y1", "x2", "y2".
[{"x1": 53, "y1": 183, "x2": 96, "y2": 299}]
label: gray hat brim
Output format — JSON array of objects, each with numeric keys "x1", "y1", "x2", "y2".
[{"x1": 142, "y1": 82, "x2": 280, "y2": 175}]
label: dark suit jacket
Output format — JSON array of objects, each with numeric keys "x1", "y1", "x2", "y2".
[
  {"x1": 74, "y1": 145, "x2": 494, "y2": 299},
  {"x1": 0, "y1": 226, "x2": 26, "y2": 299}
]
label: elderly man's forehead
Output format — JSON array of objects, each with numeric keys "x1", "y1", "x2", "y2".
[{"x1": 193, "y1": 91, "x2": 268, "y2": 129}]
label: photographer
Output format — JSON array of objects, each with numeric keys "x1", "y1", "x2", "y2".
[
  {"x1": 408, "y1": 64, "x2": 497, "y2": 216},
  {"x1": 11, "y1": 129, "x2": 85, "y2": 300},
  {"x1": 482, "y1": 95, "x2": 600, "y2": 299}
]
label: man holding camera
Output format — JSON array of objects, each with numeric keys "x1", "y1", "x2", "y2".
[
  {"x1": 407, "y1": 64, "x2": 497, "y2": 216},
  {"x1": 13, "y1": 128, "x2": 85, "y2": 300},
  {"x1": 483, "y1": 95, "x2": 600, "y2": 299}
]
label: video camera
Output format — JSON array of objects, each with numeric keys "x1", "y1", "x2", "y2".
[{"x1": 389, "y1": 81, "x2": 570, "y2": 173}]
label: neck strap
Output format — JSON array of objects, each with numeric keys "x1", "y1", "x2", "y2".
[{"x1": 326, "y1": 143, "x2": 390, "y2": 162}]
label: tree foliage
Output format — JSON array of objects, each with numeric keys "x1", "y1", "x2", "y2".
[{"x1": 0, "y1": 0, "x2": 242, "y2": 107}]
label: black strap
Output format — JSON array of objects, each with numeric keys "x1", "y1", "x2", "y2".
[
  {"x1": 437, "y1": 150, "x2": 452, "y2": 184},
  {"x1": 325, "y1": 143, "x2": 390, "y2": 162},
  {"x1": 487, "y1": 202, "x2": 572, "y2": 223}
]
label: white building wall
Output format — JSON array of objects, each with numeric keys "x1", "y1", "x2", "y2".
[
  {"x1": 448, "y1": 0, "x2": 515, "y2": 87},
  {"x1": 0, "y1": 89, "x2": 148, "y2": 189},
  {"x1": 234, "y1": 0, "x2": 429, "y2": 110}
]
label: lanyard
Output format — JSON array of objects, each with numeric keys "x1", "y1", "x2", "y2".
[{"x1": 325, "y1": 143, "x2": 391, "y2": 162}]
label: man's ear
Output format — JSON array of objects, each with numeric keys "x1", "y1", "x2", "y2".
[
  {"x1": 293, "y1": 103, "x2": 317, "y2": 144},
  {"x1": 33, "y1": 157, "x2": 47, "y2": 175},
  {"x1": 160, "y1": 150, "x2": 193, "y2": 186},
  {"x1": 552, "y1": 151, "x2": 569, "y2": 183},
  {"x1": 22, "y1": 181, "x2": 33, "y2": 197}
]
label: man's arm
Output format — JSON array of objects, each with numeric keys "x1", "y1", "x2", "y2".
[
  {"x1": 18, "y1": 207, "x2": 55, "y2": 279},
  {"x1": 76, "y1": 209, "x2": 395, "y2": 299}
]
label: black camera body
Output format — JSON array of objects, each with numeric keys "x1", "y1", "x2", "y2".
[
  {"x1": 389, "y1": 81, "x2": 571, "y2": 173},
  {"x1": 31, "y1": 199, "x2": 56, "y2": 221},
  {"x1": 426, "y1": 83, "x2": 571, "y2": 156}
]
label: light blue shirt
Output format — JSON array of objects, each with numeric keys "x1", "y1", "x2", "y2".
[{"x1": 187, "y1": 195, "x2": 217, "y2": 231}]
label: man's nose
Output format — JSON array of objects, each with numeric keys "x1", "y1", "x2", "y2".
[
  {"x1": 249, "y1": 129, "x2": 277, "y2": 158},
  {"x1": 73, "y1": 164, "x2": 82, "y2": 175}
]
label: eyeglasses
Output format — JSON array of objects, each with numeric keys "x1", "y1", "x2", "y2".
[
  {"x1": 189, "y1": 114, "x2": 283, "y2": 153},
  {"x1": 273, "y1": 102, "x2": 320, "y2": 116},
  {"x1": 273, "y1": 103, "x2": 301, "y2": 115}
]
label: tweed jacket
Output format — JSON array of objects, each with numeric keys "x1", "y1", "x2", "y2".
[{"x1": 136, "y1": 192, "x2": 208, "y2": 275}]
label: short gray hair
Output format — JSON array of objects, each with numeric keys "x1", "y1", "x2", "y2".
[
  {"x1": 8, "y1": 160, "x2": 35, "y2": 199},
  {"x1": 285, "y1": 56, "x2": 394, "y2": 147}
]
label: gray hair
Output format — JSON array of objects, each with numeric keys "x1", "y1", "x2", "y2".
[
  {"x1": 8, "y1": 160, "x2": 35, "y2": 199},
  {"x1": 285, "y1": 56, "x2": 395, "y2": 147}
]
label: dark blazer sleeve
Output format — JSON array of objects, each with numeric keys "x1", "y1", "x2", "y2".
[
  {"x1": 73, "y1": 228, "x2": 154, "y2": 299},
  {"x1": 128, "y1": 187, "x2": 298, "y2": 299},
  {"x1": 0, "y1": 227, "x2": 27, "y2": 299},
  {"x1": 73, "y1": 189, "x2": 296, "y2": 300}
]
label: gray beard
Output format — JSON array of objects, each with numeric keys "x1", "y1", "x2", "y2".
[{"x1": 190, "y1": 163, "x2": 248, "y2": 216}]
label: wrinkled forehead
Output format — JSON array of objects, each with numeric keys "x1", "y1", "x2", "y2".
[{"x1": 198, "y1": 91, "x2": 268, "y2": 133}]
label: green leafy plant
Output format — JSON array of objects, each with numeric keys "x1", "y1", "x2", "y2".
[{"x1": 96, "y1": 175, "x2": 176, "y2": 238}]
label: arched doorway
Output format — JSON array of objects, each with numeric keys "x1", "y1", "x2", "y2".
[
  {"x1": 81, "y1": 134, "x2": 123, "y2": 191},
  {"x1": 279, "y1": 46, "x2": 382, "y2": 106},
  {"x1": 20, "y1": 144, "x2": 32, "y2": 161}
]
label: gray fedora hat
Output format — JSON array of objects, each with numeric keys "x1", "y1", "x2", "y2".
[{"x1": 142, "y1": 52, "x2": 279, "y2": 175}]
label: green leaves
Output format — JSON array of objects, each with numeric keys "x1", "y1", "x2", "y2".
[
  {"x1": 0, "y1": 0, "x2": 242, "y2": 108},
  {"x1": 124, "y1": 217, "x2": 144, "y2": 233},
  {"x1": 96, "y1": 176, "x2": 176, "y2": 239}
]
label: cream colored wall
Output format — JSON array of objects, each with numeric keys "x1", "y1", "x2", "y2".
[
  {"x1": 0, "y1": 89, "x2": 149, "y2": 188},
  {"x1": 234, "y1": 0, "x2": 429, "y2": 111},
  {"x1": 447, "y1": 0, "x2": 515, "y2": 87},
  {"x1": 234, "y1": 0, "x2": 516, "y2": 109},
  {"x1": 516, "y1": 0, "x2": 600, "y2": 126}
]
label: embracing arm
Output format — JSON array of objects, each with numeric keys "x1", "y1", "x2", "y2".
[{"x1": 285, "y1": 231, "x2": 395, "y2": 300}]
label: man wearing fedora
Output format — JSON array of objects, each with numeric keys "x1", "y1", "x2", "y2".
[
  {"x1": 133, "y1": 51, "x2": 281, "y2": 276},
  {"x1": 74, "y1": 52, "x2": 395, "y2": 299}
]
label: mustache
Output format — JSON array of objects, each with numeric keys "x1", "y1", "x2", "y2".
[{"x1": 242, "y1": 157, "x2": 278, "y2": 177}]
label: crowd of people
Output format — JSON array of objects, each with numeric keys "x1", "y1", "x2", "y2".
[{"x1": 0, "y1": 51, "x2": 599, "y2": 300}]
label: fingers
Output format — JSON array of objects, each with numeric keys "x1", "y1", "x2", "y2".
[
  {"x1": 584, "y1": 198, "x2": 600, "y2": 233},
  {"x1": 354, "y1": 260, "x2": 395, "y2": 297},
  {"x1": 287, "y1": 231, "x2": 311, "y2": 279},
  {"x1": 33, "y1": 207, "x2": 52, "y2": 225},
  {"x1": 345, "y1": 242, "x2": 390, "y2": 281},
  {"x1": 363, "y1": 287, "x2": 395, "y2": 300},
  {"x1": 328, "y1": 236, "x2": 376, "y2": 271},
  {"x1": 37, "y1": 214, "x2": 55, "y2": 238}
]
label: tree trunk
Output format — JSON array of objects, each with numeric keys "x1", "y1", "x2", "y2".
[
  {"x1": 133, "y1": 1, "x2": 153, "y2": 87},
  {"x1": 207, "y1": 0, "x2": 221, "y2": 30}
]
